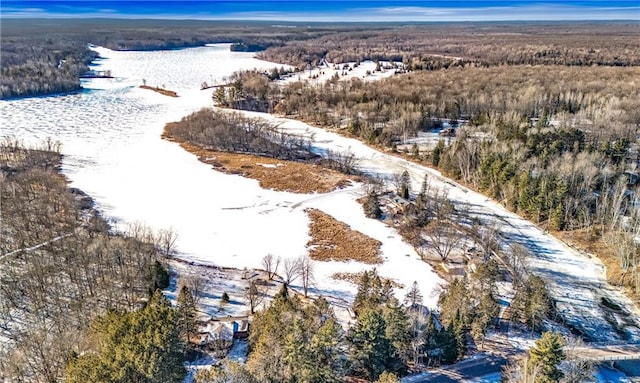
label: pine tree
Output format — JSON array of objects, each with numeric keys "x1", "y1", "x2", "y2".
[
  {"x1": 404, "y1": 281, "x2": 423, "y2": 308},
  {"x1": 451, "y1": 309, "x2": 467, "y2": 360},
  {"x1": 65, "y1": 290, "x2": 186, "y2": 383},
  {"x1": 309, "y1": 317, "x2": 344, "y2": 383},
  {"x1": 364, "y1": 191, "x2": 383, "y2": 219},
  {"x1": 348, "y1": 310, "x2": 392, "y2": 381},
  {"x1": 416, "y1": 175, "x2": 429, "y2": 210},
  {"x1": 398, "y1": 170, "x2": 411, "y2": 199},
  {"x1": 353, "y1": 271, "x2": 372, "y2": 315},
  {"x1": 432, "y1": 140, "x2": 445, "y2": 167},
  {"x1": 438, "y1": 278, "x2": 472, "y2": 327},
  {"x1": 529, "y1": 332, "x2": 565, "y2": 383},
  {"x1": 470, "y1": 291, "x2": 498, "y2": 349},
  {"x1": 285, "y1": 318, "x2": 313, "y2": 382},
  {"x1": 437, "y1": 325, "x2": 458, "y2": 364},
  {"x1": 177, "y1": 285, "x2": 197, "y2": 348},
  {"x1": 383, "y1": 298, "x2": 411, "y2": 371},
  {"x1": 422, "y1": 312, "x2": 438, "y2": 363}
]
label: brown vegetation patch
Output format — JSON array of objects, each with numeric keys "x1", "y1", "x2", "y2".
[
  {"x1": 140, "y1": 85, "x2": 178, "y2": 97},
  {"x1": 163, "y1": 125, "x2": 352, "y2": 194},
  {"x1": 332, "y1": 272, "x2": 403, "y2": 288},
  {"x1": 306, "y1": 208, "x2": 382, "y2": 264},
  {"x1": 556, "y1": 228, "x2": 640, "y2": 304}
]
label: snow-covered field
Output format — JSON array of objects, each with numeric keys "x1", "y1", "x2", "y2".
[{"x1": 279, "y1": 60, "x2": 402, "y2": 85}]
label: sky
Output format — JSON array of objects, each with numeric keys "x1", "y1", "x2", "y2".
[{"x1": 1, "y1": 1, "x2": 639, "y2": 21}]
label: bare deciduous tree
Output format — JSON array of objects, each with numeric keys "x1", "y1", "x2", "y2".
[
  {"x1": 183, "y1": 274, "x2": 205, "y2": 306},
  {"x1": 283, "y1": 257, "x2": 301, "y2": 285},
  {"x1": 261, "y1": 253, "x2": 281, "y2": 281},
  {"x1": 298, "y1": 255, "x2": 314, "y2": 297},
  {"x1": 156, "y1": 227, "x2": 179, "y2": 257},
  {"x1": 424, "y1": 220, "x2": 463, "y2": 261}
]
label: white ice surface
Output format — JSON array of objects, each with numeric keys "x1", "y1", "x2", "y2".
[{"x1": 0, "y1": 45, "x2": 443, "y2": 308}]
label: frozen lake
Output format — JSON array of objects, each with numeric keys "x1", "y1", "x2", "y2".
[{"x1": 0, "y1": 45, "x2": 445, "y2": 307}]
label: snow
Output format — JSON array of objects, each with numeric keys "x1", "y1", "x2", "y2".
[
  {"x1": 279, "y1": 60, "x2": 402, "y2": 85},
  {"x1": 2, "y1": 43, "x2": 639, "y2": 351},
  {"x1": 594, "y1": 366, "x2": 633, "y2": 383}
]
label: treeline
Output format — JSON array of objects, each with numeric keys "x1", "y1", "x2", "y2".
[
  {"x1": 0, "y1": 19, "x2": 353, "y2": 99},
  {"x1": 233, "y1": 65, "x2": 640, "y2": 144},
  {"x1": 0, "y1": 35, "x2": 97, "y2": 98},
  {"x1": 256, "y1": 23, "x2": 640, "y2": 69},
  {"x1": 165, "y1": 109, "x2": 314, "y2": 160},
  {"x1": 0, "y1": 142, "x2": 173, "y2": 382},
  {"x1": 232, "y1": 65, "x2": 639, "y2": 226}
]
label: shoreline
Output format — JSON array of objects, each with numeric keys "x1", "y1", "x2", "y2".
[
  {"x1": 140, "y1": 85, "x2": 179, "y2": 97},
  {"x1": 162, "y1": 122, "x2": 356, "y2": 194}
]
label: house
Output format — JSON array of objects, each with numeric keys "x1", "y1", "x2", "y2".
[{"x1": 198, "y1": 321, "x2": 234, "y2": 346}]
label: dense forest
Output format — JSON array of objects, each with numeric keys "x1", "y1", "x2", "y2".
[
  {"x1": 2, "y1": 21, "x2": 638, "y2": 99},
  {"x1": 256, "y1": 23, "x2": 640, "y2": 68},
  {"x1": 0, "y1": 142, "x2": 183, "y2": 382}
]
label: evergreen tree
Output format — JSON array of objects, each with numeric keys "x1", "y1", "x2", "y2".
[
  {"x1": 364, "y1": 191, "x2": 383, "y2": 219},
  {"x1": 512, "y1": 275, "x2": 551, "y2": 330},
  {"x1": 348, "y1": 310, "x2": 393, "y2": 381},
  {"x1": 177, "y1": 285, "x2": 197, "y2": 348},
  {"x1": 432, "y1": 140, "x2": 445, "y2": 167},
  {"x1": 451, "y1": 309, "x2": 467, "y2": 360},
  {"x1": 398, "y1": 170, "x2": 411, "y2": 199},
  {"x1": 471, "y1": 291, "x2": 499, "y2": 348},
  {"x1": 438, "y1": 278, "x2": 472, "y2": 327},
  {"x1": 422, "y1": 312, "x2": 439, "y2": 363},
  {"x1": 383, "y1": 298, "x2": 411, "y2": 371},
  {"x1": 65, "y1": 290, "x2": 186, "y2": 383},
  {"x1": 404, "y1": 281, "x2": 423, "y2": 308},
  {"x1": 353, "y1": 269, "x2": 391, "y2": 315},
  {"x1": 416, "y1": 175, "x2": 430, "y2": 210},
  {"x1": 529, "y1": 332, "x2": 565, "y2": 383},
  {"x1": 149, "y1": 260, "x2": 170, "y2": 293},
  {"x1": 309, "y1": 317, "x2": 344, "y2": 383},
  {"x1": 437, "y1": 325, "x2": 458, "y2": 364},
  {"x1": 285, "y1": 318, "x2": 313, "y2": 382}
]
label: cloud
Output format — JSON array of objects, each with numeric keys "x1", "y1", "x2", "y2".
[
  {"x1": 1, "y1": 3, "x2": 638, "y2": 21},
  {"x1": 204, "y1": 4, "x2": 640, "y2": 21}
]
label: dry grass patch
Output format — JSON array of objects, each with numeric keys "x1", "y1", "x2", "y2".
[
  {"x1": 306, "y1": 208, "x2": 382, "y2": 264},
  {"x1": 163, "y1": 126, "x2": 353, "y2": 194},
  {"x1": 140, "y1": 85, "x2": 178, "y2": 97},
  {"x1": 332, "y1": 272, "x2": 403, "y2": 288}
]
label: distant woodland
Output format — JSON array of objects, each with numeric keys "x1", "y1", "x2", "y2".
[{"x1": 2, "y1": 20, "x2": 639, "y2": 98}]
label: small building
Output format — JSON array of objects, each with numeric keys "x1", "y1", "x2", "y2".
[{"x1": 233, "y1": 319, "x2": 250, "y2": 339}]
